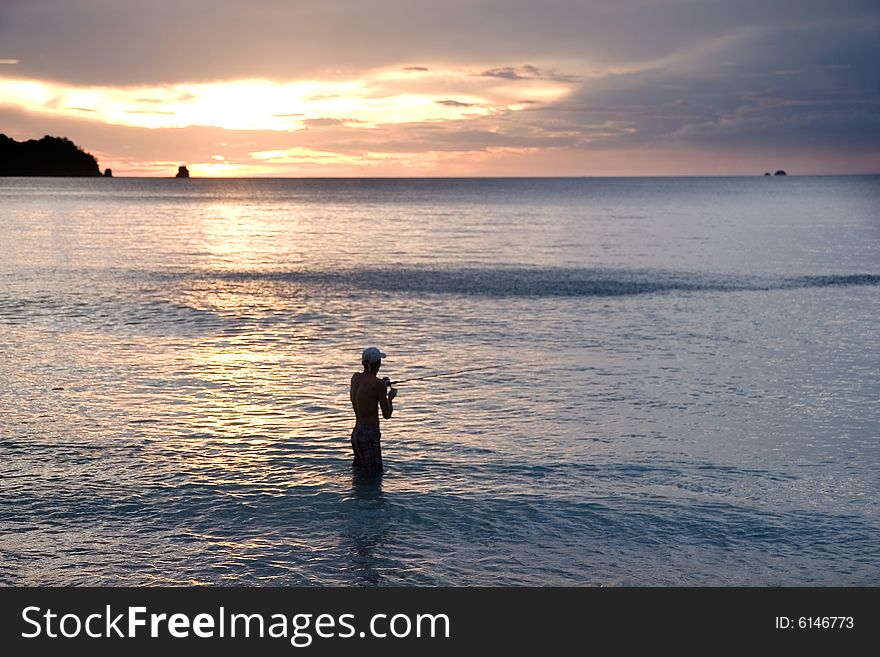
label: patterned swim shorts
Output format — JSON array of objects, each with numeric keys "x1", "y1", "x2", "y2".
[{"x1": 351, "y1": 424, "x2": 383, "y2": 474}]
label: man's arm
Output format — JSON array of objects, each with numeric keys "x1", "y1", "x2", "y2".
[{"x1": 379, "y1": 383, "x2": 396, "y2": 419}]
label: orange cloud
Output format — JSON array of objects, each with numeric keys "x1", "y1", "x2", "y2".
[{"x1": 0, "y1": 66, "x2": 574, "y2": 133}]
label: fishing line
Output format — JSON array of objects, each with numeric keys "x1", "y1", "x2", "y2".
[{"x1": 387, "y1": 364, "x2": 501, "y2": 386}]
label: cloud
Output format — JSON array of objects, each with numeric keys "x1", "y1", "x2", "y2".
[
  {"x1": 0, "y1": 64, "x2": 576, "y2": 134},
  {"x1": 436, "y1": 100, "x2": 480, "y2": 107},
  {"x1": 480, "y1": 65, "x2": 581, "y2": 83},
  {"x1": 1, "y1": 1, "x2": 877, "y2": 174},
  {"x1": 302, "y1": 117, "x2": 364, "y2": 128},
  {"x1": 662, "y1": 101, "x2": 880, "y2": 152},
  {"x1": 481, "y1": 66, "x2": 541, "y2": 80},
  {"x1": 2, "y1": 1, "x2": 869, "y2": 86},
  {"x1": 516, "y1": 11, "x2": 880, "y2": 155}
]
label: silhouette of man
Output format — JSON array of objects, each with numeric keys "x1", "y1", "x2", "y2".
[{"x1": 350, "y1": 347, "x2": 397, "y2": 474}]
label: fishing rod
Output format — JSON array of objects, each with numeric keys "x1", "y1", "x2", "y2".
[{"x1": 385, "y1": 365, "x2": 500, "y2": 386}]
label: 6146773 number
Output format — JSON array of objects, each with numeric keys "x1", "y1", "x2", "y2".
[{"x1": 775, "y1": 617, "x2": 854, "y2": 629}]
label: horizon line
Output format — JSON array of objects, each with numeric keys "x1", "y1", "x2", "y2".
[{"x1": 4, "y1": 173, "x2": 879, "y2": 179}]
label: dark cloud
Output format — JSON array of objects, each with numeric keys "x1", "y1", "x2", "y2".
[
  {"x1": 1, "y1": 1, "x2": 873, "y2": 85},
  {"x1": 524, "y1": 14, "x2": 880, "y2": 154},
  {"x1": 303, "y1": 117, "x2": 363, "y2": 128},
  {"x1": 436, "y1": 100, "x2": 479, "y2": 107},
  {"x1": 479, "y1": 65, "x2": 580, "y2": 82},
  {"x1": 663, "y1": 102, "x2": 880, "y2": 152},
  {"x1": 480, "y1": 66, "x2": 540, "y2": 80}
]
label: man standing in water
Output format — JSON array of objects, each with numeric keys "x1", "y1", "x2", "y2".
[{"x1": 350, "y1": 347, "x2": 397, "y2": 474}]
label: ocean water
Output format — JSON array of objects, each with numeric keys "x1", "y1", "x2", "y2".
[{"x1": 1, "y1": 176, "x2": 878, "y2": 586}]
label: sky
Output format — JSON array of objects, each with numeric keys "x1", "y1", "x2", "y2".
[{"x1": 1, "y1": 0, "x2": 878, "y2": 177}]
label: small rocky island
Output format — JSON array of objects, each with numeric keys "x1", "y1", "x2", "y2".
[
  {"x1": 176, "y1": 165, "x2": 190, "y2": 178},
  {"x1": 0, "y1": 133, "x2": 103, "y2": 176},
  {"x1": 764, "y1": 170, "x2": 787, "y2": 176}
]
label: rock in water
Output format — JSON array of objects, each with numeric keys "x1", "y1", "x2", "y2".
[{"x1": 176, "y1": 165, "x2": 190, "y2": 178}]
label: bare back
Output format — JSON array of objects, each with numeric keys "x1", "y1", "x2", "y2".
[{"x1": 350, "y1": 372, "x2": 392, "y2": 427}]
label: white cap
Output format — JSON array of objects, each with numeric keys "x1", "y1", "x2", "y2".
[{"x1": 361, "y1": 347, "x2": 386, "y2": 364}]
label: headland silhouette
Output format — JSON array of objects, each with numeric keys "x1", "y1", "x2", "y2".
[{"x1": 0, "y1": 134, "x2": 105, "y2": 177}]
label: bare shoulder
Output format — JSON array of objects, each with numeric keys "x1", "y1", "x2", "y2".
[
  {"x1": 362, "y1": 374, "x2": 383, "y2": 397},
  {"x1": 351, "y1": 372, "x2": 379, "y2": 389}
]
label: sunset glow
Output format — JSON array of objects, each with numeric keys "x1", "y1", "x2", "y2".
[
  {"x1": 0, "y1": 66, "x2": 580, "y2": 175},
  {"x1": 0, "y1": 69, "x2": 541, "y2": 131},
  {"x1": 1, "y1": 1, "x2": 877, "y2": 176}
]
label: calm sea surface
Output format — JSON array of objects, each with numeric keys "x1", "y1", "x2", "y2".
[{"x1": 1, "y1": 176, "x2": 878, "y2": 585}]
